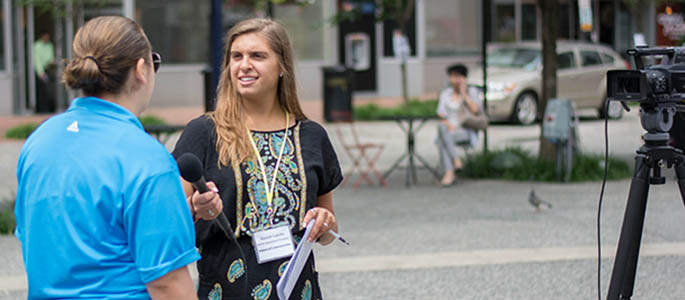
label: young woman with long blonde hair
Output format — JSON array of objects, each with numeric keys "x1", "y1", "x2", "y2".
[{"x1": 173, "y1": 18, "x2": 343, "y2": 299}]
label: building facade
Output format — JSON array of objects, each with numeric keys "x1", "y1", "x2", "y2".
[{"x1": 0, "y1": 0, "x2": 667, "y2": 116}]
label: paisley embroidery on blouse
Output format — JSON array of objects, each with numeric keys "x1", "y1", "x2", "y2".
[
  {"x1": 238, "y1": 123, "x2": 304, "y2": 236},
  {"x1": 233, "y1": 159, "x2": 243, "y2": 237},
  {"x1": 294, "y1": 124, "x2": 308, "y2": 227},
  {"x1": 301, "y1": 280, "x2": 312, "y2": 300},
  {"x1": 293, "y1": 234, "x2": 302, "y2": 246},
  {"x1": 227, "y1": 258, "x2": 245, "y2": 283},
  {"x1": 208, "y1": 283, "x2": 222, "y2": 300},
  {"x1": 278, "y1": 260, "x2": 289, "y2": 277},
  {"x1": 251, "y1": 279, "x2": 272, "y2": 300}
]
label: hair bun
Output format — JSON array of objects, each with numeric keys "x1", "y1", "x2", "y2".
[
  {"x1": 62, "y1": 55, "x2": 105, "y2": 94},
  {"x1": 61, "y1": 16, "x2": 152, "y2": 96}
]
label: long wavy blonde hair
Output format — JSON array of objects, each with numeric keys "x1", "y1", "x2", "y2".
[{"x1": 209, "y1": 18, "x2": 307, "y2": 167}]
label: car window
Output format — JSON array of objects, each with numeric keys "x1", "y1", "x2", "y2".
[
  {"x1": 557, "y1": 52, "x2": 576, "y2": 69},
  {"x1": 581, "y1": 50, "x2": 603, "y2": 66},
  {"x1": 601, "y1": 53, "x2": 615, "y2": 65},
  {"x1": 487, "y1": 48, "x2": 541, "y2": 70}
]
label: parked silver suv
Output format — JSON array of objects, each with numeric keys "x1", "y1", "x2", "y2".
[{"x1": 468, "y1": 41, "x2": 629, "y2": 125}]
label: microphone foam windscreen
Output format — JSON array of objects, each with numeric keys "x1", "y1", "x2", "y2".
[{"x1": 176, "y1": 152, "x2": 204, "y2": 182}]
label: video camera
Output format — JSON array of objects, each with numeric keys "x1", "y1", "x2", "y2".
[
  {"x1": 607, "y1": 46, "x2": 685, "y2": 136},
  {"x1": 608, "y1": 46, "x2": 685, "y2": 104}
]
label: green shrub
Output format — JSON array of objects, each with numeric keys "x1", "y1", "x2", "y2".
[
  {"x1": 5, "y1": 123, "x2": 40, "y2": 139},
  {"x1": 353, "y1": 99, "x2": 438, "y2": 120},
  {"x1": 0, "y1": 195, "x2": 15, "y2": 235},
  {"x1": 461, "y1": 147, "x2": 631, "y2": 182},
  {"x1": 138, "y1": 115, "x2": 169, "y2": 126},
  {"x1": 4, "y1": 115, "x2": 169, "y2": 140},
  {"x1": 570, "y1": 153, "x2": 631, "y2": 182}
]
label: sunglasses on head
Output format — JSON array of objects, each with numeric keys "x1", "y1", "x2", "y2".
[{"x1": 152, "y1": 52, "x2": 161, "y2": 73}]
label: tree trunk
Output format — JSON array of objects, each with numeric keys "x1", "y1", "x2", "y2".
[{"x1": 538, "y1": 0, "x2": 559, "y2": 162}]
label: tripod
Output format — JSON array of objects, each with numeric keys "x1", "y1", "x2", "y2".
[{"x1": 606, "y1": 105, "x2": 685, "y2": 299}]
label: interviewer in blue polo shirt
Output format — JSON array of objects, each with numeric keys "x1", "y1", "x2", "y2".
[{"x1": 14, "y1": 16, "x2": 222, "y2": 299}]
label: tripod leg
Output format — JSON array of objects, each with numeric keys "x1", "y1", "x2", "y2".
[
  {"x1": 607, "y1": 156, "x2": 651, "y2": 300},
  {"x1": 673, "y1": 155, "x2": 685, "y2": 207}
]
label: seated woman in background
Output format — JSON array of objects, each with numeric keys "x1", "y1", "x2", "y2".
[{"x1": 436, "y1": 64, "x2": 482, "y2": 187}]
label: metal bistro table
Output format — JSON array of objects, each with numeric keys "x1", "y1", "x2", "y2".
[{"x1": 381, "y1": 115, "x2": 441, "y2": 186}]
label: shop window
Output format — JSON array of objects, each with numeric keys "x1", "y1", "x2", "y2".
[
  {"x1": 0, "y1": 4, "x2": 4, "y2": 71},
  {"x1": 382, "y1": 9, "x2": 416, "y2": 57},
  {"x1": 616, "y1": 2, "x2": 633, "y2": 57},
  {"x1": 495, "y1": 4, "x2": 515, "y2": 42},
  {"x1": 521, "y1": 4, "x2": 537, "y2": 40},
  {"x1": 273, "y1": 1, "x2": 324, "y2": 60},
  {"x1": 137, "y1": 0, "x2": 211, "y2": 63},
  {"x1": 425, "y1": 1, "x2": 480, "y2": 57},
  {"x1": 558, "y1": 4, "x2": 571, "y2": 39}
]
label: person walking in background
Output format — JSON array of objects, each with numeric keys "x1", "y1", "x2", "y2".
[
  {"x1": 15, "y1": 16, "x2": 222, "y2": 299},
  {"x1": 173, "y1": 18, "x2": 343, "y2": 299},
  {"x1": 34, "y1": 32, "x2": 55, "y2": 113},
  {"x1": 436, "y1": 64, "x2": 482, "y2": 187}
]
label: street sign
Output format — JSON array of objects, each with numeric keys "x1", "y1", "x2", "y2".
[{"x1": 578, "y1": 0, "x2": 593, "y2": 32}]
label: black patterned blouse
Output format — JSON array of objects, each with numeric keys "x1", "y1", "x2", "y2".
[{"x1": 172, "y1": 115, "x2": 343, "y2": 300}]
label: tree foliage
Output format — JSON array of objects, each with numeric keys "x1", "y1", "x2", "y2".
[
  {"x1": 332, "y1": 0, "x2": 415, "y2": 33},
  {"x1": 15, "y1": 0, "x2": 112, "y2": 16}
]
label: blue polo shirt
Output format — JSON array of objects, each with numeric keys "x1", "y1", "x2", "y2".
[{"x1": 15, "y1": 97, "x2": 200, "y2": 299}]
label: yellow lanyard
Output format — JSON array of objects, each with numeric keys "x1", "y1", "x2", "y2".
[{"x1": 247, "y1": 112, "x2": 290, "y2": 210}]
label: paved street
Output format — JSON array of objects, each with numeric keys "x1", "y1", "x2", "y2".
[{"x1": 2, "y1": 108, "x2": 685, "y2": 299}]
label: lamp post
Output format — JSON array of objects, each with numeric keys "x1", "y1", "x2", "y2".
[
  {"x1": 482, "y1": 0, "x2": 490, "y2": 153},
  {"x1": 208, "y1": 0, "x2": 222, "y2": 112}
]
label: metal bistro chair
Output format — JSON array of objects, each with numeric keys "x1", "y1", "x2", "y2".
[{"x1": 334, "y1": 121, "x2": 388, "y2": 189}]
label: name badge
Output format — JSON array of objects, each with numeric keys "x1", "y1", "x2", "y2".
[{"x1": 252, "y1": 225, "x2": 295, "y2": 264}]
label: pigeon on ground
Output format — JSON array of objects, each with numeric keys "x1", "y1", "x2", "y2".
[{"x1": 528, "y1": 189, "x2": 552, "y2": 212}]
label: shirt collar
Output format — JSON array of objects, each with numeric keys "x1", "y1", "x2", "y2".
[{"x1": 68, "y1": 97, "x2": 143, "y2": 130}]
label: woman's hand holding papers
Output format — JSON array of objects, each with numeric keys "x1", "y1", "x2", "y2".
[{"x1": 303, "y1": 206, "x2": 337, "y2": 245}]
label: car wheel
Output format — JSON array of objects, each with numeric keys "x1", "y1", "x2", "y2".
[
  {"x1": 599, "y1": 98, "x2": 623, "y2": 120},
  {"x1": 512, "y1": 92, "x2": 538, "y2": 125}
]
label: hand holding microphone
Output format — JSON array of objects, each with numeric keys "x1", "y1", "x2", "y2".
[
  {"x1": 191, "y1": 181, "x2": 222, "y2": 221},
  {"x1": 177, "y1": 153, "x2": 234, "y2": 240}
]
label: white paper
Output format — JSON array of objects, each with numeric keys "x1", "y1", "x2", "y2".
[
  {"x1": 276, "y1": 221, "x2": 315, "y2": 300},
  {"x1": 253, "y1": 225, "x2": 295, "y2": 264}
]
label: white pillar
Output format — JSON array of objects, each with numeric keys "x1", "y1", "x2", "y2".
[
  {"x1": 66, "y1": 1, "x2": 76, "y2": 102},
  {"x1": 27, "y1": 4, "x2": 35, "y2": 111},
  {"x1": 514, "y1": 0, "x2": 521, "y2": 41},
  {"x1": 14, "y1": 3, "x2": 26, "y2": 114},
  {"x1": 123, "y1": 0, "x2": 134, "y2": 19},
  {"x1": 416, "y1": 0, "x2": 425, "y2": 60},
  {"x1": 3, "y1": 0, "x2": 11, "y2": 74},
  {"x1": 322, "y1": 0, "x2": 337, "y2": 65}
]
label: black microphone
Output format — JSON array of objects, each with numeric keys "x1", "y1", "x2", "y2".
[{"x1": 176, "y1": 152, "x2": 234, "y2": 241}]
